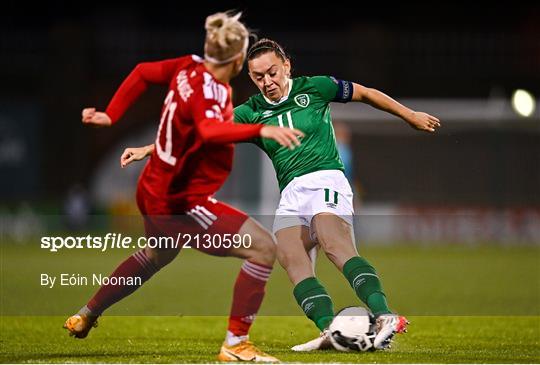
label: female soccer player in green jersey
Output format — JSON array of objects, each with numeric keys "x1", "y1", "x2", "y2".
[{"x1": 123, "y1": 38, "x2": 440, "y2": 352}]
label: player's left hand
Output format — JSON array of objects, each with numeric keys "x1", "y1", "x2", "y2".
[
  {"x1": 81, "y1": 108, "x2": 112, "y2": 127},
  {"x1": 406, "y1": 111, "x2": 441, "y2": 132}
]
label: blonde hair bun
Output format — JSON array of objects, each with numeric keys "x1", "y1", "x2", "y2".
[{"x1": 204, "y1": 11, "x2": 249, "y2": 64}]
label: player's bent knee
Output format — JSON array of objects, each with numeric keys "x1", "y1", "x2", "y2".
[
  {"x1": 276, "y1": 249, "x2": 292, "y2": 269},
  {"x1": 322, "y1": 244, "x2": 356, "y2": 270},
  {"x1": 248, "y1": 236, "x2": 276, "y2": 266},
  {"x1": 276, "y1": 247, "x2": 301, "y2": 270},
  {"x1": 236, "y1": 218, "x2": 276, "y2": 265},
  {"x1": 276, "y1": 248, "x2": 314, "y2": 281},
  {"x1": 144, "y1": 247, "x2": 179, "y2": 269}
]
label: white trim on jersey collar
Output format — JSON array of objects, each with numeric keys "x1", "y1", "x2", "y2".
[{"x1": 263, "y1": 78, "x2": 293, "y2": 105}]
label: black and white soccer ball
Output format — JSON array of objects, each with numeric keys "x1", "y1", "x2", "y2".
[{"x1": 329, "y1": 306, "x2": 377, "y2": 352}]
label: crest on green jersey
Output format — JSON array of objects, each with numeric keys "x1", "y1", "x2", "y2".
[{"x1": 294, "y1": 94, "x2": 310, "y2": 108}]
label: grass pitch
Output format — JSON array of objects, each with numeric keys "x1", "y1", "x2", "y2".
[
  {"x1": 1, "y1": 316, "x2": 538, "y2": 363},
  {"x1": 1, "y1": 243, "x2": 539, "y2": 363}
]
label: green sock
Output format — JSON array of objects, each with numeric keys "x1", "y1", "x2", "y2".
[
  {"x1": 293, "y1": 277, "x2": 334, "y2": 331},
  {"x1": 342, "y1": 256, "x2": 391, "y2": 316}
]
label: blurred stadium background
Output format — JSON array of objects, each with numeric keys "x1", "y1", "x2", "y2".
[{"x1": 1, "y1": 4, "x2": 538, "y2": 245}]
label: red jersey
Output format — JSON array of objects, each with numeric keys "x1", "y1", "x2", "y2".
[{"x1": 105, "y1": 55, "x2": 263, "y2": 212}]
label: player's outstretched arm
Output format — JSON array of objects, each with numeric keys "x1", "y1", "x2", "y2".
[
  {"x1": 95, "y1": 59, "x2": 184, "y2": 125},
  {"x1": 117, "y1": 125, "x2": 305, "y2": 169},
  {"x1": 117, "y1": 121, "x2": 306, "y2": 169},
  {"x1": 120, "y1": 144, "x2": 155, "y2": 168},
  {"x1": 81, "y1": 108, "x2": 112, "y2": 127},
  {"x1": 351, "y1": 83, "x2": 441, "y2": 132},
  {"x1": 196, "y1": 119, "x2": 304, "y2": 149},
  {"x1": 260, "y1": 125, "x2": 304, "y2": 150}
]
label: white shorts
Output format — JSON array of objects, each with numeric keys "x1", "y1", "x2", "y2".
[{"x1": 273, "y1": 170, "x2": 354, "y2": 236}]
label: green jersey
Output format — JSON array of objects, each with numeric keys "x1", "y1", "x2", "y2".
[{"x1": 234, "y1": 76, "x2": 350, "y2": 192}]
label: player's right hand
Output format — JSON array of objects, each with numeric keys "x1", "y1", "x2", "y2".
[
  {"x1": 82, "y1": 108, "x2": 112, "y2": 127},
  {"x1": 120, "y1": 145, "x2": 154, "y2": 168},
  {"x1": 260, "y1": 125, "x2": 304, "y2": 150}
]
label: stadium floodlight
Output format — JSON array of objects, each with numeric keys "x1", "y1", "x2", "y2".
[{"x1": 511, "y1": 89, "x2": 536, "y2": 117}]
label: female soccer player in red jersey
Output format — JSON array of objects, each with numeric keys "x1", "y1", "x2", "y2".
[{"x1": 63, "y1": 12, "x2": 303, "y2": 362}]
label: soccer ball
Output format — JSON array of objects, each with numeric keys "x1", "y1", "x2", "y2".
[{"x1": 329, "y1": 306, "x2": 377, "y2": 352}]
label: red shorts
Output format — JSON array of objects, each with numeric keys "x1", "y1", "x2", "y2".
[{"x1": 136, "y1": 190, "x2": 249, "y2": 256}]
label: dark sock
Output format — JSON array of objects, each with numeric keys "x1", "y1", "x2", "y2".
[
  {"x1": 342, "y1": 256, "x2": 391, "y2": 316},
  {"x1": 293, "y1": 277, "x2": 335, "y2": 331}
]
